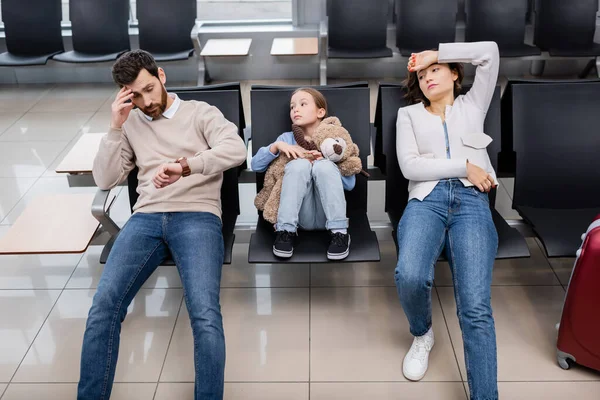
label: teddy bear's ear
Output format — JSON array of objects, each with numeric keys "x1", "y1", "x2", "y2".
[{"x1": 321, "y1": 116, "x2": 342, "y2": 126}]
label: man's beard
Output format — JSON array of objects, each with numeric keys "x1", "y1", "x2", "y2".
[{"x1": 142, "y1": 85, "x2": 168, "y2": 119}]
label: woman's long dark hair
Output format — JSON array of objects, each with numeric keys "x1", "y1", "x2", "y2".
[{"x1": 403, "y1": 61, "x2": 464, "y2": 106}]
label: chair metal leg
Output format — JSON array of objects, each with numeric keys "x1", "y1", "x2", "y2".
[
  {"x1": 91, "y1": 189, "x2": 120, "y2": 237},
  {"x1": 319, "y1": 18, "x2": 328, "y2": 85},
  {"x1": 320, "y1": 58, "x2": 327, "y2": 85},
  {"x1": 578, "y1": 58, "x2": 597, "y2": 79},
  {"x1": 196, "y1": 56, "x2": 207, "y2": 86},
  {"x1": 530, "y1": 60, "x2": 545, "y2": 76},
  {"x1": 191, "y1": 21, "x2": 207, "y2": 86}
]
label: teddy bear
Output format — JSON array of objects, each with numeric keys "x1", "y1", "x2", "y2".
[
  {"x1": 254, "y1": 116, "x2": 367, "y2": 224},
  {"x1": 311, "y1": 116, "x2": 364, "y2": 176}
]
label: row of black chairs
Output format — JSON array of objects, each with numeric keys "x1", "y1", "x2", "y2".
[
  {"x1": 4, "y1": 0, "x2": 598, "y2": 67},
  {"x1": 374, "y1": 79, "x2": 600, "y2": 259},
  {"x1": 327, "y1": 0, "x2": 600, "y2": 59},
  {"x1": 99, "y1": 80, "x2": 599, "y2": 268},
  {"x1": 100, "y1": 82, "x2": 381, "y2": 266},
  {"x1": 0, "y1": 0, "x2": 196, "y2": 66}
]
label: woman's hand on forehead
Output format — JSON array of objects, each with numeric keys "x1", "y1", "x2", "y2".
[{"x1": 408, "y1": 50, "x2": 439, "y2": 73}]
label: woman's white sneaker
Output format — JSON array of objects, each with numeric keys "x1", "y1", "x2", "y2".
[{"x1": 402, "y1": 327, "x2": 435, "y2": 381}]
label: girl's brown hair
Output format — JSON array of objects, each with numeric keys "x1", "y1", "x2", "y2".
[
  {"x1": 292, "y1": 87, "x2": 328, "y2": 117},
  {"x1": 403, "y1": 62, "x2": 464, "y2": 106}
]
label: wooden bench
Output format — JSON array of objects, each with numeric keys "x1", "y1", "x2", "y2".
[
  {"x1": 55, "y1": 132, "x2": 104, "y2": 174},
  {"x1": 270, "y1": 37, "x2": 318, "y2": 56},
  {"x1": 0, "y1": 132, "x2": 118, "y2": 255},
  {"x1": 0, "y1": 193, "x2": 114, "y2": 255},
  {"x1": 197, "y1": 38, "x2": 253, "y2": 86},
  {"x1": 269, "y1": 37, "x2": 320, "y2": 83},
  {"x1": 55, "y1": 132, "x2": 119, "y2": 188},
  {"x1": 200, "y1": 39, "x2": 252, "y2": 57}
]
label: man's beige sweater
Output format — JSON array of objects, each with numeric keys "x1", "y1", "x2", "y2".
[{"x1": 92, "y1": 97, "x2": 247, "y2": 219}]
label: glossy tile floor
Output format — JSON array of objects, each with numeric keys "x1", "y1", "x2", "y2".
[{"x1": 0, "y1": 82, "x2": 599, "y2": 399}]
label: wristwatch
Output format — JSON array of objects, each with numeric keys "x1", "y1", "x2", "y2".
[{"x1": 175, "y1": 157, "x2": 191, "y2": 177}]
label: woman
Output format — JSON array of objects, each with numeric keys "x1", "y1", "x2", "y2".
[{"x1": 395, "y1": 41, "x2": 500, "y2": 400}]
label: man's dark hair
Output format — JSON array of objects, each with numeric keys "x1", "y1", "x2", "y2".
[{"x1": 112, "y1": 50, "x2": 159, "y2": 87}]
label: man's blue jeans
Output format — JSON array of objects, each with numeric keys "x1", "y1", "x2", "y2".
[
  {"x1": 78, "y1": 212, "x2": 225, "y2": 400},
  {"x1": 395, "y1": 180, "x2": 499, "y2": 400}
]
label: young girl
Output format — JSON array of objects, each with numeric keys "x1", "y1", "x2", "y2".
[
  {"x1": 251, "y1": 88, "x2": 355, "y2": 260},
  {"x1": 395, "y1": 42, "x2": 500, "y2": 400}
]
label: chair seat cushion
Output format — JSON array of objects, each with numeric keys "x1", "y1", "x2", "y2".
[
  {"x1": 0, "y1": 51, "x2": 62, "y2": 66},
  {"x1": 248, "y1": 211, "x2": 380, "y2": 263},
  {"x1": 328, "y1": 47, "x2": 393, "y2": 59},
  {"x1": 53, "y1": 50, "x2": 128, "y2": 63},
  {"x1": 497, "y1": 43, "x2": 542, "y2": 57},
  {"x1": 491, "y1": 208, "x2": 530, "y2": 259},
  {"x1": 547, "y1": 45, "x2": 600, "y2": 57},
  {"x1": 517, "y1": 206, "x2": 599, "y2": 257},
  {"x1": 151, "y1": 49, "x2": 194, "y2": 62}
]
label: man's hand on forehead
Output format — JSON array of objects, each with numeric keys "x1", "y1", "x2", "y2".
[{"x1": 110, "y1": 87, "x2": 135, "y2": 129}]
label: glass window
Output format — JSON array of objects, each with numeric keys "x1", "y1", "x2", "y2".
[
  {"x1": 130, "y1": 0, "x2": 292, "y2": 22},
  {"x1": 197, "y1": 0, "x2": 292, "y2": 21},
  {"x1": 0, "y1": 1, "x2": 293, "y2": 28}
]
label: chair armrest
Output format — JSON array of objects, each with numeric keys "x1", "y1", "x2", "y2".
[
  {"x1": 191, "y1": 21, "x2": 203, "y2": 55},
  {"x1": 319, "y1": 17, "x2": 328, "y2": 52},
  {"x1": 91, "y1": 189, "x2": 120, "y2": 237},
  {"x1": 319, "y1": 17, "x2": 328, "y2": 39}
]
